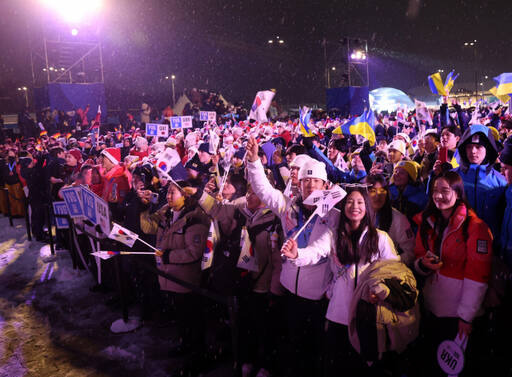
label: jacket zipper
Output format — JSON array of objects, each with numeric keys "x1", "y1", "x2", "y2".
[
  {"x1": 439, "y1": 210, "x2": 466, "y2": 260},
  {"x1": 295, "y1": 267, "x2": 300, "y2": 295},
  {"x1": 473, "y1": 165, "x2": 479, "y2": 207}
]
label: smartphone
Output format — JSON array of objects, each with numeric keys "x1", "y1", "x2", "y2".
[
  {"x1": 439, "y1": 147, "x2": 448, "y2": 164},
  {"x1": 426, "y1": 250, "x2": 441, "y2": 264},
  {"x1": 150, "y1": 192, "x2": 159, "y2": 204}
]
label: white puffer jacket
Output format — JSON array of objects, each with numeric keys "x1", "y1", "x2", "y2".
[{"x1": 326, "y1": 229, "x2": 399, "y2": 325}]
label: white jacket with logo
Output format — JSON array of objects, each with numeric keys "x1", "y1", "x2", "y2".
[{"x1": 247, "y1": 159, "x2": 339, "y2": 300}]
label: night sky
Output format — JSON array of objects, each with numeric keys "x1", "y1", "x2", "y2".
[{"x1": 1, "y1": 0, "x2": 511, "y2": 112}]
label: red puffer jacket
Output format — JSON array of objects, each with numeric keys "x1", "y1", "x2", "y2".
[
  {"x1": 413, "y1": 204, "x2": 492, "y2": 322},
  {"x1": 101, "y1": 164, "x2": 131, "y2": 204}
]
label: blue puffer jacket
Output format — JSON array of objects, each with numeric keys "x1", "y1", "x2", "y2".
[
  {"x1": 454, "y1": 124, "x2": 507, "y2": 243},
  {"x1": 501, "y1": 185, "x2": 512, "y2": 268},
  {"x1": 454, "y1": 164, "x2": 506, "y2": 242}
]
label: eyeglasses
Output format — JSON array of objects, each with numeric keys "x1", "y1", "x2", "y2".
[{"x1": 368, "y1": 188, "x2": 387, "y2": 196}]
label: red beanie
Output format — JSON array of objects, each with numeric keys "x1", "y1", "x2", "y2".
[{"x1": 68, "y1": 149, "x2": 83, "y2": 163}]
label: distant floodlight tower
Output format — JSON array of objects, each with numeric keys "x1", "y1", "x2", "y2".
[
  {"x1": 29, "y1": 0, "x2": 104, "y2": 85},
  {"x1": 341, "y1": 37, "x2": 369, "y2": 88}
]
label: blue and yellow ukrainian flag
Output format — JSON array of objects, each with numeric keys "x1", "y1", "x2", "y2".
[
  {"x1": 428, "y1": 72, "x2": 447, "y2": 96},
  {"x1": 489, "y1": 86, "x2": 511, "y2": 104},
  {"x1": 340, "y1": 110, "x2": 376, "y2": 146},
  {"x1": 299, "y1": 106, "x2": 314, "y2": 136},
  {"x1": 493, "y1": 73, "x2": 512, "y2": 96},
  {"x1": 444, "y1": 70, "x2": 459, "y2": 94}
]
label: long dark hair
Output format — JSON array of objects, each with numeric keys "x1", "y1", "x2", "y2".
[
  {"x1": 336, "y1": 187, "x2": 380, "y2": 265},
  {"x1": 419, "y1": 171, "x2": 471, "y2": 254},
  {"x1": 366, "y1": 174, "x2": 393, "y2": 232}
]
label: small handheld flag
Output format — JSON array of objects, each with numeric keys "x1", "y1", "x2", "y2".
[
  {"x1": 91, "y1": 250, "x2": 156, "y2": 260},
  {"x1": 444, "y1": 70, "x2": 459, "y2": 94},
  {"x1": 201, "y1": 221, "x2": 218, "y2": 270},
  {"x1": 489, "y1": 86, "x2": 511, "y2": 104},
  {"x1": 338, "y1": 110, "x2": 377, "y2": 146},
  {"x1": 237, "y1": 226, "x2": 259, "y2": 272},
  {"x1": 290, "y1": 185, "x2": 346, "y2": 243},
  {"x1": 108, "y1": 222, "x2": 160, "y2": 252},
  {"x1": 428, "y1": 72, "x2": 447, "y2": 96},
  {"x1": 299, "y1": 106, "x2": 313, "y2": 136},
  {"x1": 108, "y1": 223, "x2": 139, "y2": 247},
  {"x1": 494, "y1": 73, "x2": 512, "y2": 96},
  {"x1": 249, "y1": 90, "x2": 275, "y2": 123}
]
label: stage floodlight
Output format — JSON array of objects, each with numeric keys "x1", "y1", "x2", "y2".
[
  {"x1": 71, "y1": 28, "x2": 79, "y2": 36},
  {"x1": 40, "y1": 0, "x2": 103, "y2": 24},
  {"x1": 350, "y1": 50, "x2": 366, "y2": 61}
]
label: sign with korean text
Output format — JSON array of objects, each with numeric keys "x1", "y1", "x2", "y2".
[
  {"x1": 52, "y1": 202, "x2": 69, "y2": 229},
  {"x1": 61, "y1": 187, "x2": 84, "y2": 218}
]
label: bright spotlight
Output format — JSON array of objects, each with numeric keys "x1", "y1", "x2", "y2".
[
  {"x1": 171, "y1": 75, "x2": 176, "y2": 80},
  {"x1": 278, "y1": 39, "x2": 284, "y2": 44},
  {"x1": 71, "y1": 28, "x2": 79, "y2": 36},
  {"x1": 40, "y1": 0, "x2": 103, "y2": 24},
  {"x1": 350, "y1": 50, "x2": 366, "y2": 61}
]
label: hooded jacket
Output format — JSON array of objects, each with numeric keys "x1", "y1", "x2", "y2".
[
  {"x1": 140, "y1": 204, "x2": 210, "y2": 293},
  {"x1": 198, "y1": 191, "x2": 284, "y2": 295},
  {"x1": 454, "y1": 124, "x2": 507, "y2": 241}
]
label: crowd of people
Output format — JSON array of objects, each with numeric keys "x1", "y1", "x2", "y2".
[{"x1": 1, "y1": 97, "x2": 511, "y2": 377}]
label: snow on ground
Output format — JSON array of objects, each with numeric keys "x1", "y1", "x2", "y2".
[{"x1": 0, "y1": 217, "x2": 232, "y2": 376}]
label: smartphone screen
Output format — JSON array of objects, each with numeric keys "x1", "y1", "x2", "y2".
[{"x1": 439, "y1": 147, "x2": 448, "y2": 163}]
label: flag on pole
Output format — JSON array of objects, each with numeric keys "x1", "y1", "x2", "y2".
[
  {"x1": 428, "y1": 72, "x2": 447, "y2": 96},
  {"x1": 209, "y1": 129, "x2": 220, "y2": 154},
  {"x1": 108, "y1": 223, "x2": 139, "y2": 247},
  {"x1": 89, "y1": 105, "x2": 101, "y2": 132},
  {"x1": 493, "y1": 73, "x2": 512, "y2": 96},
  {"x1": 248, "y1": 90, "x2": 275, "y2": 123},
  {"x1": 237, "y1": 226, "x2": 259, "y2": 272},
  {"x1": 299, "y1": 106, "x2": 314, "y2": 136},
  {"x1": 91, "y1": 251, "x2": 120, "y2": 260},
  {"x1": 415, "y1": 99, "x2": 432, "y2": 123},
  {"x1": 201, "y1": 221, "x2": 218, "y2": 270},
  {"x1": 444, "y1": 70, "x2": 459, "y2": 94},
  {"x1": 303, "y1": 185, "x2": 346, "y2": 218},
  {"x1": 155, "y1": 148, "x2": 181, "y2": 173},
  {"x1": 337, "y1": 110, "x2": 377, "y2": 146},
  {"x1": 489, "y1": 86, "x2": 511, "y2": 104},
  {"x1": 290, "y1": 185, "x2": 346, "y2": 242}
]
